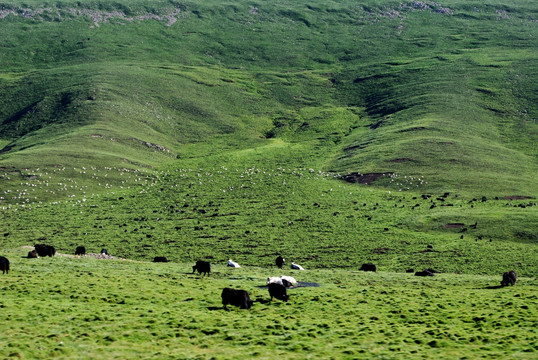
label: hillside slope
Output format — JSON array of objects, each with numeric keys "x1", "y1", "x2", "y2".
[
  {"x1": 0, "y1": 4, "x2": 536, "y2": 358},
  {"x1": 0, "y1": 1, "x2": 536, "y2": 278},
  {"x1": 0, "y1": 0, "x2": 536, "y2": 199}
]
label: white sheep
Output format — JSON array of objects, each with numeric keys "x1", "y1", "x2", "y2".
[
  {"x1": 227, "y1": 259, "x2": 240, "y2": 268},
  {"x1": 291, "y1": 262, "x2": 305, "y2": 270},
  {"x1": 267, "y1": 275, "x2": 297, "y2": 288},
  {"x1": 267, "y1": 277, "x2": 283, "y2": 286},
  {"x1": 279, "y1": 275, "x2": 297, "y2": 286}
]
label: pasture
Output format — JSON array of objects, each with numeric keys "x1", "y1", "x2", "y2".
[
  {"x1": 1, "y1": 159, "x2": 536, "y2": 276},
  {"x1": 0, "y1": 0, "x2": 537, "y2": 358},
  {"x1": 0, "y1": 0, "x2": 536, "y2": 200},
  {"x1": 0, "y1": 249, "x2": 536, "y2": 359}
]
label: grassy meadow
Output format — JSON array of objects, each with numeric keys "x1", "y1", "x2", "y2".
[
  {"x1": 0, "y1": 250, "x2": 537, "y2": 359},
  {"x1": 0, "y1": 0, "x2": 537, "y2": 358}
]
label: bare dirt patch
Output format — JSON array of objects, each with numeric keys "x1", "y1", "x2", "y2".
[
  {"x1": 62, "y1": 253, "x2": 126, "y2": 260},
  {"x1": 0, "y1": 7, "x2": 182, "y2": 27},
  {"x1": 341, "y1": 172, "x2": 394, "y2": 185},
  {"x1": 21, "y1": 246, "x2": 126, "y2": 260},
  {"x1": 445, "y1": 223, "x2": 465, "y2": 229}
]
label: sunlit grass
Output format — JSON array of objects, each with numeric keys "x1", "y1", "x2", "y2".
[
  {"x1": 0, "y1": 1, "x2": 537, "y2": 357},
  {"x1": 0, "y1": 250, "x2": 536, "y2": 359}
]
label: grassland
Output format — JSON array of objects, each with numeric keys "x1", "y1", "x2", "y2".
[
  {"x1": 2, "y1": 154, "x2": 537, "y2": 276},
  {"x1": 0, "y1": 0, "x2": 537, "y2": 358},
  {"x1": 1, "y1": 0, "x2": 536, "y2": 196},
  {"x1": 0, "y1": 249, "x2": 536, "y2": 359}
]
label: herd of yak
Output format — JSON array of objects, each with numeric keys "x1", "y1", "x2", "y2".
[{"x1": 0, "y1": 247, "x2": 518, "y2": 310}]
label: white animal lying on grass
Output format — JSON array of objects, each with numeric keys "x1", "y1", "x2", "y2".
[
  {"x1": 279, "y1": 275, "x2": 297, "y2": 286},
  {"x1": 291, "y1": 262, "x2": 304, "y2": 270},
  {"x1": 267, "y1": 275, "x2": 297, "y2": 288},
  {"x1": 227, "y1": 259, "x2": 240, "y2": 268}
]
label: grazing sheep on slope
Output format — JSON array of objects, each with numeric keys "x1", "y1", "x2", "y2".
[{"x1": 267, "y1": 275, "x2": 297, "y2": 287}]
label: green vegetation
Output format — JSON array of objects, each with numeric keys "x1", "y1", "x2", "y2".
[
  {"x1": 1, "y1": 0, "x2": 536, "y2": 196},
  {"x1": 0, "y1": 0, "x2": 536, "y2": 358},
  {"x1": 2, "y1": 156, "x2": 537, "y2": 276},
  {"x1": 0, "y1": 250, "x2": 537, "y2": 359}
]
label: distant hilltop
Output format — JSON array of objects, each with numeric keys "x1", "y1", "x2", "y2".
[{"x1": 0, "y1": 6, "x2": 183, "y2": 27}]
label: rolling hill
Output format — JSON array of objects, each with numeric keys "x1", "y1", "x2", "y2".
[
  {"x1": 1, "y1": 0, "x2": 536, "y2": 197},
  {"x1": 0, "y1": 1, "x2": 537, "y2": 358},
  {"x1": 1, "y1": 0, "x2": 536, "y2": 268}
]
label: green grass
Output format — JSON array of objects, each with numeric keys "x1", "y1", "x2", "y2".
[
  {"x1": 0, "y1": 0, "x2": 535, "y2": 276},
  {"x1": 0, "y1": 1, "x2": 537, "y2": 357},
  {"x1": 0, "y1": 0, "x2": 536, "y2": 274},
  {"x1": 0, "y1": 249, "x2": 536, "y2": 359},
  {"x1": 1, "y1": 152, "x2": 536, "y2": 276}
]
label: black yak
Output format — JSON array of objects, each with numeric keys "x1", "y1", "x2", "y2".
[
  {"x1": 221, "y1": 288, "x2": 253, "y2": 310},
  {"x1": 501, "y1": 270, "x2": 517, "y2": 286},
  {"x1": 192, "y1": 260, "x2": 211, "y2": 276},
  {"x1": 268, "y1": 282, "x2": 289, "y2": 302},
  {"x1": 275, "y1": 255, "x2": 285, "y2": 269},
  {"x1": 0, "y1": 256, "x2": 9, "y2": 274},
  {"x1": 34, "y1": 244, "x2": 55, "y2": 257},
  {"x1": 415, "y1": 270, "x2": 435, "y2": 277},
  {"x1": 359, "y1": 263, "x2": 377, "y2": 272}
]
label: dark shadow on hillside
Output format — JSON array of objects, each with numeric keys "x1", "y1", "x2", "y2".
[{"x1": 341, "y1": 172, "x2": 393, "y2": 185}]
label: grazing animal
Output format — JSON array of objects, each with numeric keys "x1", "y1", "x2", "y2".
[
  {"x1": 27, "y1": 250, "x2": 37, "y2": 258},
  {"x1": 359, "y1": 263, "x2": 377, "y2": 272},
  {"x1": 227, "y1": 259, "x2": 240, "y2": 268},
  {"x1": 267, "y1": 276, "x2": 297, "y2": 288},
  {"x1": 267, "y1": 277, "x2": 284, "y2": 286},
  {"x1": 291, "y1": 262, "x2": 304, "y2": 270},
  {"x1": 221, "y1": 288, "x2": 253, "y2": 310},
  {"x1": 275, "y1": 255, "x2": 285, "y2": 269},
  {"x1": 34, "y1": 244, "x2": 56, "y2": 257},
  {"x1": 268, "y1": 283, "x2": 289, "y2": 302},
  {"x1": 100, "y1": 249, "x2": 109, "y2": 255},
  {"x1": 415, "y1": 270, "x2": 435, "y2": 277},
  {"x1": 501, "y1": 270, "x2": 517, "y2": 286},
  {"x1": 192, "y1": 260, "x2": 211, "y2": 276},
  {"x1": 281, "y1": 278, "x2": 293, "y2": 287},
  {"x1": 75, "y1": 246, "x2": 86, "y2": 256},
  {"x1": 153, "y1": 256, "x2": 168, "y2": 263},
  {"x1": 0, "y1": 256, "x2": 9, "y2": 274},
  {"x1": 280, "y1": 275, "x2": 297, "y2": 287}
]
